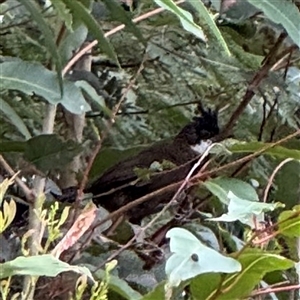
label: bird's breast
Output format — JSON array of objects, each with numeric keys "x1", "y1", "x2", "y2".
[{"x1": 190, "y1": 140, "x2": 212, "y2": 155}]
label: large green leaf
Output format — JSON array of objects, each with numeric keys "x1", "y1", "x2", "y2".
[
  {"x1": 0, "y1": 97, "x2": 31, "y2": 139},
  {"x1": 278, "y1": 205, "x2": 300, "y2": 237},
  {"x1": 154, "y1": 0, "x2": 206, "y2": 41},
  {"x1": 0, "y1": 134, "x2": 83, "y2": 172},
  {"x1": 203, "y1": 177, "x2": 259, "y2": 205},
  {"x1": 190, "y1": 273, "x2": 221, "y2": 300},
  {"x1": 23, "y1": 134, "x2": 82, "y2": 172},
  {"x1": 275, "y1": 160, "x2": 300, "y2": 208},
  {"x1": 229, "y1": 142, "x2": 300, "y2": 160},
  {"x1": 208, "y1": 250, "x2": 294, "y2": 300},
  {"x1": 165, "y1": 228, "x2": 241, "y2": 287},
  {"x1": 247, "y1": 0, "x2": 300, "y2": 48},
  {"x1": 187, "y1": 0, "x2": 231, "y2": 55},
  {"x1": 18, "y1": 0, "x2": 64, "y2": 94},
  {"x1": 0, "y1": 254, "x2": 93, "y2": 279},
  {"x1": 0, "y1": 141, "x2": 26, "y2": 153},
  {"x1": 209, "y1": 191, "x2": 283, "y2": 228},
  {"x1": 61, "y1": 0, "x2": 119, "y2": 66},
  {"x1": 59, "y1": 25, "x2": 88, "y2": 65},
  {"x1": 1, "y1": 61, "x2": 90, "y2": 114},
  {"x1": 89, "y1": 146, "x2": 146, "y2": 180}
]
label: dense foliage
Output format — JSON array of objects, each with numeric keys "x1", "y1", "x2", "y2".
[{"x1": 0, "y1": 0, "x2": 300, "y2": 299}]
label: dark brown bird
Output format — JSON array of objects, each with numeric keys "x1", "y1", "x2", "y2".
[{"x1": 86, "y1": 107, "x2": 219, "y2": 222}]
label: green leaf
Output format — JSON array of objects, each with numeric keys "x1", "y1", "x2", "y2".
[
  {"x1": 102, "y1": 0, "x2": 146, "y2": 46},
  {"x1": 154, "y1": 0, "x2": 206, "y2": 41},
  {"x1": 0, "y1": 177, "x2": 16, "y2": 206},
  {"x1": 0, "y1": 141, "x2": 26, "y2": 153},
  {"x1": 247, "y1": 0, "x2": 300, "y2": 48},
  {"x1": 187, "y1": 0, "x2": 231, "y2": 55},
  {"x1": 275, "y1": 160, "x2": 300, "y2": 209},
  {"x1": 51, "y1": 0, "x2": 73, "y2": 31},
  {"x1": 190, "y1": 273, "x2": 221, "y2": 300},
  {"x1": 229, "y1": 142, "x2": 300, "y2": 160},
  {"x1": 1, "y1": 61, "x2": 90, "y2": 114},
  {"x1": 95, "y1": 269, "x2": 142, "y2": 300},
  {"x1": 89, "y1": 146, "x2": 145, "y2": 180},
  {"x1": 61, "y1": 0, "x2": 119, "y2": 66},
  {"x1": 209, "y1": 191, "x2": 283, "y2": 228},
  {"x1": 278, "y1": 205, "x2": 300, "y2": 237},
  {"x1": 0, "y1": 97, "x2": 31, "y2": 139},
  {"x1": 203, "y1": 177, "x2": 259, "y2": 205},
  {"x1": 0, "y1": 135, "x2": 83, "y2": 171},
  {"x1": 59, "y1": 25, "x2": 88, "y2": 65},
  {"x1": 18, "y1": 0, "x2": 64, "y2": 94},
  {"x1": 0, "y1": 254, "x2": 94, "y2": 279},
  {"x1": 165, "y1": 228, "x2": 241, "y2": 287},
  {"x1": 141, "y1": 282, "x2": 165, "y2": 300},
  {"x1": 209, "y1": 250, "x2": 294, "y2": 300},
  {"x1": 74, "y1": 80, "x2": 106, "y2": 109},
  {"x1": 23, "y1": 134, "x2": 82, "y2": 172},
  {"x1": 0, "y1": 200, "x2": 16, "y2": 233}
]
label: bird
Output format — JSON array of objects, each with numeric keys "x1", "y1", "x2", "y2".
[{"x1": 85, "y1": 105, "x2": 219, "y2": 223}]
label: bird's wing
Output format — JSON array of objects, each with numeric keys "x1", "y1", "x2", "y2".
[{"x1": 85, "y1": 141, "x2": 173, "y2": 196}]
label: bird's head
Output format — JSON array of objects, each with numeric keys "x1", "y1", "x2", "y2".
[{"x1": 176, "y1": 107, "x2": 219, "y2": 154}]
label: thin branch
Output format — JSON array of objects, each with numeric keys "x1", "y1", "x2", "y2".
[
  {"x1": 249, "y1": 284, "x2": 300, "y2": 297},
  {"x1": 197, "y1": 129, "x2": 300, "y2": 181},
  {"x1": 76, "y1": 56, "x2": 146, "y2": 201},
  {"x1": 218, "y1": 32, "x2": 288, "y2": 141},
  {"x1": 0, "y1": 155, "x2": 34, "y2": 202},
  {"x1": 263, "y1": 158, "x2": 294, "y2": 203},
  {"x1": 143, "y1": 143, "x2": 218, "y2": 231},
  {"x1": 62, "y1": 1, "x2": 185, "y2": 75}
]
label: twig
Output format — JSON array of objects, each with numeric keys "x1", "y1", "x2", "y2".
[
  {"x1": 263, "y1": 158, "x2": 294, "y2": 203},
  {"x1": 143, "y1": 143, "x2": 218, "y2": 231},
  {"x1": 62, "y1": 1, "x2": 185, "y2": 75},
  {"x1": 249, "y1": 284, "x2": 300, "y2": 297},
  {"x1": 76, "y1": 57, "x2": 146, "y2": 201},
  {"x1": 197, "y1": 129, "x2": 300, "y2": 181},
  {"x1": 218, "y1": 32, "x2": 287, "y2": 141},
  {"x1": 0, "y1": 155, "x2": 34, "y2": 202}
]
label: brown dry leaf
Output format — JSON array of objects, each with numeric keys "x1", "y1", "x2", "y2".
[{"x1": 52, "y1": 202, "x2": 97, "y2": 258}]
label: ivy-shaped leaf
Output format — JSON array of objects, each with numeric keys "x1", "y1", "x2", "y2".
[
  {"x1": 165, "y1": 227, "x2": 241, "y2": 287},
  {"x1": 209, "y1": 191, "x2": 283, "y2": 228},
  {"x1": 203, "y1": 177, "x2": 259, "y2": 205}
]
